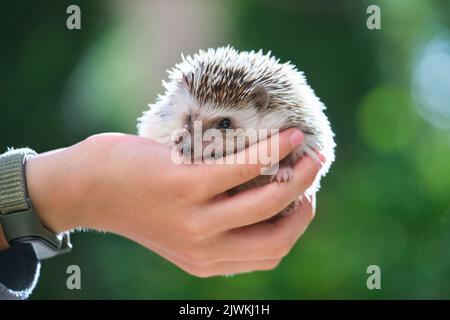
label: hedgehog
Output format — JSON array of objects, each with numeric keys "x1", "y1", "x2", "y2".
[{"x1": 138, "y1": 46, "x2": 335, "y2": 214}]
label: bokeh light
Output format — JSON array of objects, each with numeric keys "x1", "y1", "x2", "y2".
[
  {"x1": 412, "y1": 129, "x2": 450, "y2": 202},
  {"x1": 412, "y1": 33, "x2": 450, "y2": 129},
  {"x1": 358, "y1": 86, "x2": 419, "y2": 153}
]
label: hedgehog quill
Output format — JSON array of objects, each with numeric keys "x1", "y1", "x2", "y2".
[{"x1": 138, "y1": 46, "x2": 335, "y2": 215}]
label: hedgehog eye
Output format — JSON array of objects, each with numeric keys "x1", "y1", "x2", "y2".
[{"x1": 218, "y1": 118, "x2": 232, "y2": 129}]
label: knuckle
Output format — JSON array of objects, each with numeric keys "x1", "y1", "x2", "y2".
[
  {"x1": 268, "y1": 238, "x2": 292, "y2": 259},
  {"x1": 181, "y1": 247, "x2": 209, "y2": 266}
]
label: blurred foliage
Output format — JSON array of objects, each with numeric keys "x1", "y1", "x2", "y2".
[
  {"x1": 358, "y1": 86, "x2": 419, "y2": 153},
  {"x1": 0, "y1": 0, "x2": 449, "y2": 299}
]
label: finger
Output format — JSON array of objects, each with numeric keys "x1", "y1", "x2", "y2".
[
  {"x1": 202, "y1": 155, "x2": 320, "y2": 232},
  {"x1": 283, "y1": 193, "x2": 315, "y2": 244},
  {"x1": 143, "y1": 239, "x2": 282, "y2": 277},
  {"x1": 201, "y1": 194, "x2": 315, "y2": 263},
  {"x1": 129, "y1": 228, "x2": 284, "y2": 277},
  {"x1": 192, "y1": 128, "x2": 303, "y2": 196},
  {"x1": 165, "y1": 251, "x2": 281, "y2": 278}
]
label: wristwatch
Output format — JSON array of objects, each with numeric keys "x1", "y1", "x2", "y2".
[{"x1": 0, "y1": 148, "x2": 72, "y2": 260}]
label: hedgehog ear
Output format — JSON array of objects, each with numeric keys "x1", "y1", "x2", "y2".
[{"x1": 250, "y1": 85, "x2": 269, "y2": 109}]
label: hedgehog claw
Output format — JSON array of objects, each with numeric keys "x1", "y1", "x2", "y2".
[
  {"x1": 271, "y1": 166, "x2": 294, "y2": 184},
  {"x1": 171, "y1": 127, "x2": 189, "y2": 145}
]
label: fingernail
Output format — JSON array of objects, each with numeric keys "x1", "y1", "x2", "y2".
[
  {"x1": 316, "y1": 152, "x2": 326, "y2": 164},
  {"x1": 289, "y1": 131, "x2": 303, "y2": 148}
]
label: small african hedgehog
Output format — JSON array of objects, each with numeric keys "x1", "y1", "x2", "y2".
[{"x1": 138, "y1": 46, "x2": 335, "y2": 213}]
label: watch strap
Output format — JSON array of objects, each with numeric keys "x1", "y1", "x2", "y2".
[
  {"x1": 0, "y1": 148, "x2": 72, "y2": 259},
  {"x1": 0, "y1": 148, "x2": 36, "y2": 215}
]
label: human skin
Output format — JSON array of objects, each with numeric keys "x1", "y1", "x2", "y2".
[{"x1": 0, "y1": 129, "x2": 321, "y2": 277}]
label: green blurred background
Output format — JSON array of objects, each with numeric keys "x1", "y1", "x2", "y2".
[{"x1": 1, "y1": 0, "x2": 449, "y2": 299}]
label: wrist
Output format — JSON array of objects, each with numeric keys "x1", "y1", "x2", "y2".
[{"x1": 26, "y1": 146, "x2": 85, "y2": 233}]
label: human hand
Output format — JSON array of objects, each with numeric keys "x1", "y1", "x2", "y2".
[{"x1": 25, "y1": 129, "x2": 321, "y2": 277}]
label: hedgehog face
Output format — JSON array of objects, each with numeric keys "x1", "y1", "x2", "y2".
[
  {"x1": 142, "y1": 78, "x2": 291, "y2": 161},
  {"x1": 173, "y1": 96, "x2": 262, "y2": 159}
]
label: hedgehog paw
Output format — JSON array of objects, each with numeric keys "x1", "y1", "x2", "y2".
[
  {"x1": 171, "y1": 126, "x2": 189, "y2": 145},
  {"x1": 271, "y1": 166, "x2": 294, "y2": 184}
]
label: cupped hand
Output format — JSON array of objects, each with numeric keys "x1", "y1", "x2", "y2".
[{"x1": 25, "y1": 129, "x2": 321, "y2": 277}]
